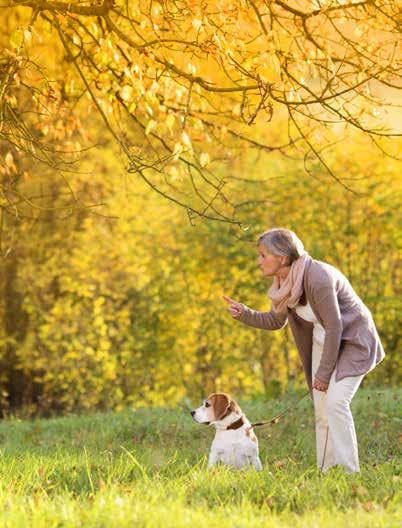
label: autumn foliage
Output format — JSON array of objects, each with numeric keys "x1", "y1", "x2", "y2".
[{"x1": 2, "y1": 1, "x2": 401, "y2": 219}]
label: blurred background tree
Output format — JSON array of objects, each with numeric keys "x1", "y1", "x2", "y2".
[{"x1": 0, "y1": 132, "x2": 400, "y2": 414}]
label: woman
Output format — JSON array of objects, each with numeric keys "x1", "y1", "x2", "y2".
[{"x1": 223, "y1": 228, "x2": 385, "y2": 473}]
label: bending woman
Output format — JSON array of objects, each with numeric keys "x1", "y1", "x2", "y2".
[{"x1": 224, "y1": 228, "x2": 385, "y2": 473}]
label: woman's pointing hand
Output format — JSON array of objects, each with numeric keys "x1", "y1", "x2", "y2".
[{"x1": 223, "y1": 295, "x2": 244, "y2": 319}]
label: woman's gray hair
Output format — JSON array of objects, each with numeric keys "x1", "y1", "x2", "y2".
[{"x1": 258, "y1": 228, "x2": 305, "y2": 265}]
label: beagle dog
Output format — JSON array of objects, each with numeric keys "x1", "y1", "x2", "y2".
[{"x1": 190, "y1": 392, "x2": 263, "y2": 471}]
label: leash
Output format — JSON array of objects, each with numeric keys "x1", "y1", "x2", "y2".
[
  {"x1": 250, "y1": 390, "x2": 310, "y2": 429},
  {"x1": 249, "y1": 390, "x2": 329, "y2": 473},
  {"x1": 320, "y1": 426, "x2": 329, "y2": 472}
]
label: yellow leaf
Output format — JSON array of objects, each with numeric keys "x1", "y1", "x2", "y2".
[
  {"x1": 10, "y1": 29, "x2": 23, "y2": 49},
  {"x1": 187, "y1": 63, "x2": 197, "y2": 75},
  {"x1": 120, "y1": 85, "x2": 133, "y2": 101},
  {"x1": 145, "y1": 119, "x2": 157, "y2": 136},
  {"x1": 258, "y1": 54, "x2": 281, "y2": 83},
  {"x1": 232, "y1": 103, "x2": 241, "y2": 117},
  {"x1": 172, "y1": 142, "x2": 183, "y2": 160},
  {"x1": 23, "y1": 29, "x2": 32, "y2": 44},
  {"x1": 166, "y1": 114, "x2": 175, "y2": 134},
  {"x1": 181, "y1": 131, "x2": 192, "y2": 149},
  {"x1": 199, "y1": 152, "x2": 210, "y2": 167},
  {"x1": 192, "y1": 19, "x2": 202, "y2": 32},
  {"x1": 72, "y1": 34, "x2": 81, "y2": 46},
  {"x1": 5, "y1": 152, "x2": 14, "y2": 168}
]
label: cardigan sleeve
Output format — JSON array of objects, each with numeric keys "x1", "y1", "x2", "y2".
[
  {"x1": 311, "y1": 280, "x2": 343, "y2": 383},
  {"x1": 236, "y1": 305, "x2": 288, "y2": 331}
]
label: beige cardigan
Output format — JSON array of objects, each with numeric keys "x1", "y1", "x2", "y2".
[{"x1": 237, "y1": 257, "x2": 385, "y2": 391}]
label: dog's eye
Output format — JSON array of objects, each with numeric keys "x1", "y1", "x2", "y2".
[{"x1": 204, "y1": 402, "x2": 210, "y2": 408}]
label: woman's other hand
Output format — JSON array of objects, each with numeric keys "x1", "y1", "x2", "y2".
[
  {"x1": 223, "y1": 295, "x2": 244, "y2": 319},
  {"x1": 313, "y1": 378, "x2": 329, "y2": 392}
]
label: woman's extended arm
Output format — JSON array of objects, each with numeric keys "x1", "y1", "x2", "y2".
[{"x1": 223, "y1": 295, "x2": 287, "y2": 330}]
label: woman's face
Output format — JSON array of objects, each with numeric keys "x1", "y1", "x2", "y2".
[{"x1": 258, "y1": 244, "x2": 287, "y2": 278}]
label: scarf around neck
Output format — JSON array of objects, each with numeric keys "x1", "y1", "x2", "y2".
[{"x1": 268, "y1": 253, "x2": 311, "y2": 313}]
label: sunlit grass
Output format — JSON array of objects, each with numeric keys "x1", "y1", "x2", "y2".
[{"x1": 0, "y1": 387, "x2": 400, "y2": 527}]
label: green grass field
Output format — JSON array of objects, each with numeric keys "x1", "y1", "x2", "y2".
[{"x1": 0, "y1": 387, "x2": 400, "y2": 527}]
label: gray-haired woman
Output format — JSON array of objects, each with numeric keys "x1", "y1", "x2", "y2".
[{"x1": 223, "y1": 228, "x2": 385, "y2": 473}]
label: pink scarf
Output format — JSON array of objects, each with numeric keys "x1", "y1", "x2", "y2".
[{"x1": 268, "y1": 253, "x2": 311, "y2": 313}]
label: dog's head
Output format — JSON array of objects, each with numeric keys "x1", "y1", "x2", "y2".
[{"x1": 190, "y1": 393, "x2": 242, "y2": 425}]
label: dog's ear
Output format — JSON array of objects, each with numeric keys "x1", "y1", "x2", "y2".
[
  {"x1": 229, "y1": 398, "x2": 242, "y2": 414},
  {"x1": 208, "y1": 393, "x2": 231, "y2": 421}
]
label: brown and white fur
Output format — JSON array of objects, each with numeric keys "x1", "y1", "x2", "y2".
[{"x1": 190, "y1": 392, "x2": 262, "y2": 471}]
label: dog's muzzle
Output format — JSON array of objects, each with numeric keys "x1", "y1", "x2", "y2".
[{"x1": 190, "y1": 411, "x2": 210, "y2": 425}]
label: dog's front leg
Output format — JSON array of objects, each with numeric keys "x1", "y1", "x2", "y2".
[
  {"x1": 208, "y1": 449, "x2": 220, "y2": 467},
  {"x1": 251, "y1": 454, "x2": 263, "y2": 471}
]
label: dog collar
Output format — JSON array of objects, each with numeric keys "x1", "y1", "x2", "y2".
[{"x1": 226, "y1": 416, "x2": 245, "y2": 430}]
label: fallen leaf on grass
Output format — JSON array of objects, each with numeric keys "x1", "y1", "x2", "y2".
[
  {"x1": 352, "y1": 484, "x2": 368, "y2": 497},
  {"x1": 362, "y1": 501, "x2": 374, "y2": 512}
]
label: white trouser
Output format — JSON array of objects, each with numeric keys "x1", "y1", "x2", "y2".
[{"x1": 312, "y1": 339, "x2": 364, "y2": 473}]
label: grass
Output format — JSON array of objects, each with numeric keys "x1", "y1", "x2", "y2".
[{"x1": 0, "y1": 387, "x2": 400, "y2": 527}]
